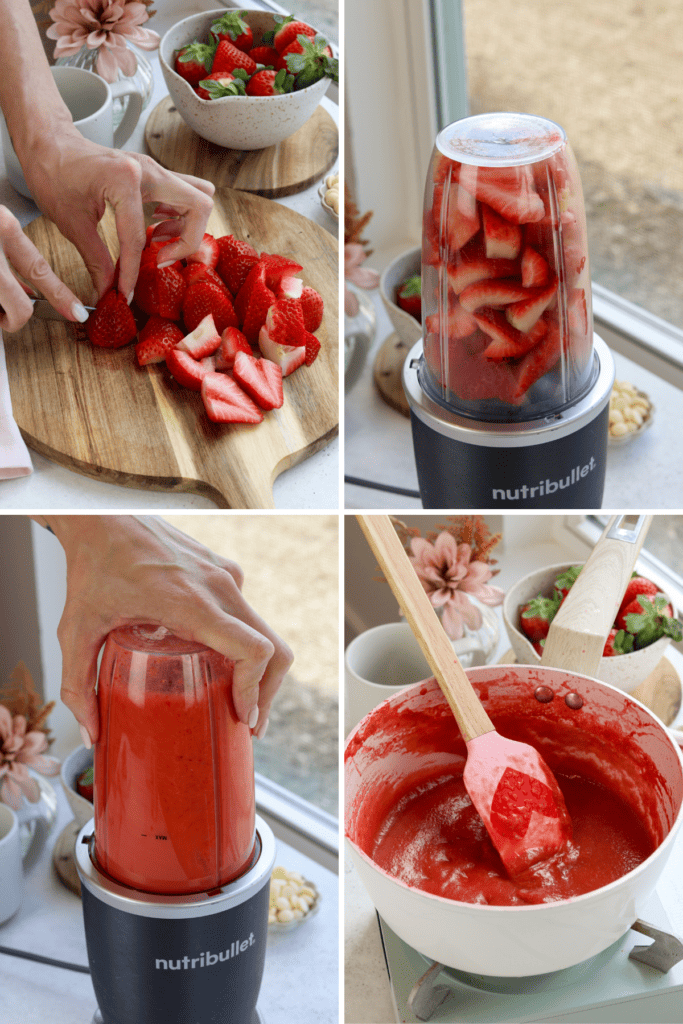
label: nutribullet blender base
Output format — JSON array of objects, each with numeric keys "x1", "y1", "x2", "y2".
[
  {"x1": 77, "y1": 816, "x2": 276, "y2": 1024},
  {"x1": 403, "y1": 334, "x2": 615, "y2": 509}
]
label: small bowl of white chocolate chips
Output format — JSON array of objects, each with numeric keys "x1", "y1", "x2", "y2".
[
  {"x1": 608, "y1": 381, "x2": 654, "y2": 445},
  {"x1": 318, "y1": 172, "x2": 339, "y2": 220},
  {"x1": 268, "y1": 865, "x2": 320, "y2": 930}
]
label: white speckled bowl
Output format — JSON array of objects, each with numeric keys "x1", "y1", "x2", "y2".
[
  {"x1": 503, "y1": 561, "x2": 677, "y2": 693},
  {"x1": 379, "y1": 246, "x2": 423, "y2": 347},
  {"x1": 61, "y1": 744, "x2": 94, "y2": 827},
  {"x1": 159, "y1": 10, "x2": 331, "y2": 150}
]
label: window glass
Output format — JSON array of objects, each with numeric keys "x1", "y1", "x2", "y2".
[
  {"x1": 592, "y1": 514, "x2": 683, "y2": 580},
  {"x1": 162, "y1": 515, "x2": 338, "y2": 816},
  {"x1": 291, "y1": 0, "x2": 338, "y2": 43},
  {"x1": 462, "y1": 0, "x2": 683, "y2": 326}
]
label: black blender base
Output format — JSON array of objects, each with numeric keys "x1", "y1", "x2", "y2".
[{"x1": 92, "y1": 1008, "x2": 266, "y2": 1023}]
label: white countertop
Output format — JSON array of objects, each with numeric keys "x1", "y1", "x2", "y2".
[
  {"x1": 0, "y1": 0, "x2": 339, "y2": 511},
  {"x1": 345, "y1": 289, "x2": 683, "y2": 510},
  {"x1": 0, "y1": 775, "x2": 339, "y2": 1024}
]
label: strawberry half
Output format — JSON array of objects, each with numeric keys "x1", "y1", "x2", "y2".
[
  {"x1": 425, "y1": 302, "x2": 477, "y2": 341},
  {"x1": 215, "y1": 235, "x2": 260, "y2": 295},
  {"x1": 182, "y1": 280, "x2": 238, "y2": 334},
  {"x1": 166, "y1": 347, "x2": 212, "y2": 391},
  {"x1": 186, "y1": 233, "x2": 220, "y2": 270},
  {"x1": 521, "y1": 246, "x2": 550, "y2": 288},
  {"x1": 259, "y1": 253, "x2": 304, "y2": 290},
  {"x1": 455, "y1": 162, "x2": 545, "y2": 224},
  {"x1": 177, "y1": 313, "x2": 221, "y2": 359},
  {"x1": 86, "y1": 289, "x2": 137, "y2": 349},
  {"x1": 212, "y1": 38, "x2": 257, "y2": 76},
  {"x1": 476, "y1": 311, "x2": 547, "y2": 362},
  {"x1": 201, "y1": 372, "x2": 263, "y2": 424},
  {"x1": 233, "y1": 350, "x2": 284, "y2": 410},
  {"x1": 240, "y1": 265, "x2": 276, "y2": 344},
  {"x1": 181, "y1": 263, "x2": 232, "y2": 297},
  {"x1": 459, "y1": 278, "x2": 529, "y2": 313},
  {"x1": 215, "y1": 326, "x2": 251, "y2": 371},
  {"x1": 432, "y1": 179, "x2": 480, "y2": 253},
  {"x1": 303, "y1": 331, "x2": 321, "y2": 366},
  {"x1": 299, "y1": 285, "x2": 324, "y2": 332},
  {"x1": 481, "y1": 203, "x2": 522, "y2": 260},
  {"x1": 511, "y1": 323, "x2": 562, "y2": 399},
  {"x1": 135, "y1": 317, "x2": 184, "y2": 365},
  {"x1": 258, "y1": 299, "x2": 306, "y2": 375},
  {"x1": 446, "y1": 245, "x2": 519, "y2": 295},
  {"x1": 505, "y1": 280, "x2": 557, "y2": 333},
  {"x1": 278, "y1": 275, "x2": 304, "y2": 300}
]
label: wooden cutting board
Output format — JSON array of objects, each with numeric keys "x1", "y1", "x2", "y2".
[
  {"x1": 5, "y1": 188, "x2": 338, "y2": 509},
  {"x1": 145, "y1": 97, "x2": 338, "y2": 198}
]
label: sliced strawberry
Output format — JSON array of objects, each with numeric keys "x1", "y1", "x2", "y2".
[
  {"x1": 182, "y1": 280, "x2": 238, "y2": 334},
  {"x1": 215, "y1": 326, "x2": 251, "y2": 371},
  {"x1": 181, "y1": 263, "x2": 233, "y2": 297},
  {"x1": 424, "y1": 302, "x2": 477, "y2": 341},
  {"x1": 134, "y1": 260, "x2": 160, "y2": 316},
  {"x1": 177, "y1": 313, "x2": 221, "y2": 359},
  {"x1": 157, "y1": 264, "x2": 186, "y2": 321},
  {"x1": 481, "y1": 204, "x2": 522, "y2": 260},
  {"x1": 568, "y1": 287, "x2": 589, "y2": 335},
  {"x1": 201, "y1": 372, "x2": 263, "y2": 424},
  {"x1": 259, "y1": 297, "x2": 305, "y2": 347},
  {"x1": 432, "y1": 179, "x2": 480, "y2": 252},
  {"x1": 241, "y1": 265, "x2": 277, "y2": 344},
  {"x1": 135, "y1": 317, "x2": 184, "y2": 365},
  {"x1": 303, "y1": 330, "x2": 321, "y2": 366},
  {"x1": 446, "y1": 244, "x2": 519, "y2": 294},
  {"x1": 521, "y1": 246, "x2": 550, "y2": 288},
  {"x1": 234, "y1": 260, "x2": 265, "y2": 323},
  {"x1": 233, "y1": 350, "x2": 284, "y2": 410},
  {"x1": 85, "y1": 289, "x2": 137, "y2": 349},
  {"x1": 215, "y1": 236, "x2": 260, "y2": 295},
  {"x1": 278, "y1": 275, "x2": 304, "y2": 300},
  {"x1": 459, "y1": 278, "x2": 529, "y2": 313},
  {"x1": 166, "y1": 347, "x2": 211, "y2": 391},
  {"x1": 443, "y1": 334, "x2": 519, "y2": 404},
  {"x1": 511, "y1": 323, "x2": 562, "y2": 399},
  {"x1": 454, "y1": 162, "x2": 545, "y2": 224},
  {"x1": 506, "y1": 280, "x2": 558, "y2": 333},
  {"x1": 259, "y1": 253, "x2": 303, "y2": 290},
  {"x1": 299, "y1": 285, "x2": 324, "y2": 332},
  {"x1": 212, "y1": 38, "x2": 257, "y2": 76},
  {"x1": 476, "y1": 311, "x2": 547, "y2": 362},
  {"x1": 186, "y1": 233, "x2": 220, "y2": 270}
]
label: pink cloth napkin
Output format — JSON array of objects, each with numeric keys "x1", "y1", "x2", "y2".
[{"x1": 0, "y1": 338, "x2": 32, "y2": 478}]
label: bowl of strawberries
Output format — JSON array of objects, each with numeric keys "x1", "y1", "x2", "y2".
[
  {"x1": 503, "y1": 562, "x2": 682, "y2": 693},
  {"x1": 159, "y1": 9, "x2": 337, "y2": 150},
  {"x1": 379, "y1": 246, "x2": 423, "y2": 348}
]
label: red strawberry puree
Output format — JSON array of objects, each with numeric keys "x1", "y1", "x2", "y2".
[
  {"x1": 95, "y1": 625, "x2": 255, "y2": 895},
  {"x1": 346, "y1": 674, "x2": 672, "y2": 907}
]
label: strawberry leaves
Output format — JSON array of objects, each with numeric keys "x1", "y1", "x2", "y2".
[
  {"x1": 624, "y1": 595, "x2": 683, "y2": 648},
  {"x1": 285, "y1": 34, "x2": 339, "y2": 88}
]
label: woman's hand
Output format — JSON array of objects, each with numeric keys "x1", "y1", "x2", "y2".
[
  {"x1": 22, "y1": 131, "x2": 215, "y2": 303},
  {"x1": 32, "y1": 516, "x2": 292, "y2": 745},
  {"x1": 0, "y1": 205, "x2": 89, "y2": 331}
]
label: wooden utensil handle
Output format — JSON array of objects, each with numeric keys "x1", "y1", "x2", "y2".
[
  {"x1": 356, "y1": 515, "x2": 495, "y2": 742},
  {"x1": 541, "y1": 514, "x2": 653, "y2": 676}
]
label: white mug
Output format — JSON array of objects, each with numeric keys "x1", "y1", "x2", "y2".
[
  {"x1": 0, "y1": 802, "x2": 24, "y2": 925},
  {"x1": 1, "y1": 65, "x2": 144, "y2": 199},
  {"x1": 345, "y1": 621, "x2": 490, "y2": 735}
]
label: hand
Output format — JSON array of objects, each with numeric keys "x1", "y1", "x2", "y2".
[
  {"x1": 0, "y1": 205, "x2": 89, "y2": 331},
  {"x1": 23, "y1": 131, "x2": 215, "y2": 303},
  {"x1": 33, "y1": 516, "x2": 292, "y2": 744}
]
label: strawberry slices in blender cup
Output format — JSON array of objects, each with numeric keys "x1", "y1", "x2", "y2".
[{"x1": 405, "y1": 113, "x2": 614, "y2": 509}]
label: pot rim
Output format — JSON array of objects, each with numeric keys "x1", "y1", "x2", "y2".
[{"x1": 345, "y1": 665, "x2": 683, "y2": 913}]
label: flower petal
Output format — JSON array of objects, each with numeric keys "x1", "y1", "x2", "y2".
[{"x1": 441, "y1": 604, "x2": 464, "y2": 640}]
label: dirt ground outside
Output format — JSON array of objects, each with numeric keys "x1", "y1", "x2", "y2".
[
  {"x1": 463, "y1": 0, "x2": 683, "y2": 326},
  {"x1": 162, "y1": 515, "x2": 339, "y2": 815}
]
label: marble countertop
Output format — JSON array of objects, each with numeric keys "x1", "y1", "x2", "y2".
[
  {"x1": 0, "y1": 773, "x2": 338, "y2": 1024},
  {"x1": 345, "y1": 288, "x2": 682, "y2": 510},
  {"x1": 0, "y1": 0, "x2": 339, "y2": 511}
]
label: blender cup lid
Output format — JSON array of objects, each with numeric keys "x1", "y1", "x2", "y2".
[{"x1": 437, "y1": 112, "x2": 566, "y2": 167}]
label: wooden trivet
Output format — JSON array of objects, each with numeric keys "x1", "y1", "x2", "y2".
[
  {"x1": 373, "y1": 332, "x2": 410, "y2": 417},
  {"x1": 145, "y1": 97, "x2": 338, "y2": 198},
  {"x1": 52, "y1": 819, "x2": 82, "y2": 896}
]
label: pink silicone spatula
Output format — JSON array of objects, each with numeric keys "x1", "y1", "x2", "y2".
[{"x1": 357, "y1": 514, "x2": 571, "y2": 878}]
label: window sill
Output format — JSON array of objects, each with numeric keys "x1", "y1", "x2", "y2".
[{"x1": 256, "y1": 773, "x2": 338, "y2": 873}]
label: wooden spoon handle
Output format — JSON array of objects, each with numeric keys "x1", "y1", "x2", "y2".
[
  {"x1": 357, "y1": 515, "x2": 495, "y2": 742},
  {"x1": 541, "y1": 514, "x2": 653, "y2": 675}
]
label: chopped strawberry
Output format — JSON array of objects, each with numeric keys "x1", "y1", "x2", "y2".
[
  {"x1": 233, "y1": 350, "x2": 284, "y2": 410},
  {"x1": 459, "y1": 278, "x2": 529, "y2": 313},
  {"x1": 396, "y1": 275, "x2": 421, "y2": 320},
  {"x1": 212, "y1": 38, "x2": 257, "y2": 76},
  {"x1": 166, "y1": 347, "x2": 212, "y2": 391},
  {"x1": 424, "y1": 302, "x2": 478, "y2": 341},
  {"x1": 617, "y1": 577, "x2": 660, "y2": 622},
  {"x1": 481, "y1": 204, "x2": 522, "y2": 260},
  {"x1": 174, "y1": 41, "x2": 216, "y2": 87},
  {"x1": 270, "y1": 16, "x2": 317, "y2": 53},
  {"x1": 506, "y1": 280, "x2": 558, "y2": 333},
  {"x1": 278, "y1": 275, "x2": 304, "y2": 300},
  {"x1": 454, "y1": 162, "x2": 545, "y2": 224},
  {"x1": 210, "y1": 11, "x2": 253, "y2": 52},
  {"x1": 476, "y1": 311, "x2": 547, "y2": 361},
  {"x1": 511, "y1": 323, "x2": 562, "y2": 399},
  {"x1": 186, "y1": 234, "x2": 220, "y2": 270},
  {"x1": 446, "y1": 244, "x2": 519, "y2": 295},
  {"x1": 247, "y1": 45, "x2": 280, "y2": 67},
  {"x1": 521, "y1": 246, "x2": 550, "y2": 288},
  {"x1": 432, "y1": 179, "x2": 480, "y2": 252},
  {"x1": 258, "y1": 299, "x2": 307, "y2": 375},
  {"x1": 246, "y1": 68, "x2": 294, "y2": 96},
  {"x1": 201, "y1": 372, "x2": 263, "y2": 424},
  {"x1": 519, "y1": 592, "x2": 561, "y2": 642},
  {"x1": 259, "y1": 333, "x2": 306, "y2": 377},
  {"x1": 181, "y1": 263, "x2": 232, "y2": 297},
  {"x1": 303, "y1": 330, "x2": 321, "y2": 366},
  {"x1": 258, "y1": 253, "x2": 304, "y2": 290},
  {"x1": 240, "y1": 265, "x2": 277, "y2": 344},
  {"x1": 134, "y1": 260, "x2": 185, "y2": 320},
  {"x1": 177, "y1": 313, "x2": 221, "y2": 359},
  {"x1": 135, "y1": 317, "x2": 184, "y2": 365},
  {"x1": 197, "y1": 70, "x2": 247, "y2": 100},
  {"x1": 215, "y1": 326, "x2": 251, "y2": 371},
  {"x1": 157, "y1": 265, "x2": 186, "y2": 321},
  {"x1": 85, "y1": 289, "x2": 137, "y2": 349},
  {"x1": 182, "y1": 280, "x2": 238, "y2": 334},
  {"x1": 215, "y1": 235, "x2": 260, "y2": 295},
  {"x1": 299, "y1": 285, "x2": 324, "y2": 332}
]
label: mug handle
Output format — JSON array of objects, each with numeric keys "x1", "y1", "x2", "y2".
[{"x1": 110, "y1": 79, "x2": 144, "y2": 149}]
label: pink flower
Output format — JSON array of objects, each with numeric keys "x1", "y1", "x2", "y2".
[
  {"x1": 345, "y1": 243, "x2": 379, "y2": 316},
  {"x1": 47, "y1": 1, "x2": 160, "y2": 83},
  {"x1": 0, "y1": 705, "x2": 61, "y2": 811},
  {"x1": 409, "y1": 532, "x2": 504, "y2": 639}
]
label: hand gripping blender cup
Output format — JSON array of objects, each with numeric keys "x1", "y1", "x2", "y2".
[
  {"x1": 403, "y1": 112, "x2": 615, "y2": 508},
  {"x1": 75, "y1": 625, "x2": 276, "y2": 1024}
]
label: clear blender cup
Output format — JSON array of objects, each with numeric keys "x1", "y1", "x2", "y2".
[
  {"x1": 94, "y1": 624, "x2": 255, "y2": 895},
  {"x1": 422, "y1": 112, "x2": 594, "y2": 420}
]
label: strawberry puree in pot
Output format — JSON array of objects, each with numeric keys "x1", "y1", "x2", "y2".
[
  {"x1": 346, "y1": 671, "x2": 679, "y2": 908},
  {"x1": 94, "y1": 624, "x2": 255, "y2": 895}
]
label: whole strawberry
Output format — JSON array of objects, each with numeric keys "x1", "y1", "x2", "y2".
[
  {"x1": 197, "y1": 70, "x2": 247, "y2": 100},
  {"x1": 174, "y1": 41, "x2": 216, "y2": 87},
  {"x1": 622, "y1": 594, "x2": 682, "y2": 648},
  {"x1": 519, "y1": 592, "x2": 561, "y2": 643},
  {"x1": 212, "y1": 38, "x2": 257, "y2": 77},
  {"x1": 210, "y1": 11, "x2": 253, "y2": 53},
  {"x1": 267, "y1": 15, "x2": 317, "y2": 54},
  {"x1": 281, "y1": 34, "x2": 338, "y2": 88},
  {"x1": 247, "y1": 45, "x2": 280, "y2": 68},
  {"x1": 616, "y1": 576, "x2": 659, "y2": 622},
  {"x1": 553, "y1": 565, "x2": 582, "y2": 602},
  {"x1": 397, "y1": 275, "x2": 421, "y2": 321},
  {"x1": 86, "y1": 289, "x2": 137, "y2": 349},
  {"x1": 602, "y1": 628, "x2": 634, "y2": 657},
  {"x1": 246, "y1": 68, "x2": 294, "y2": 97}
]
